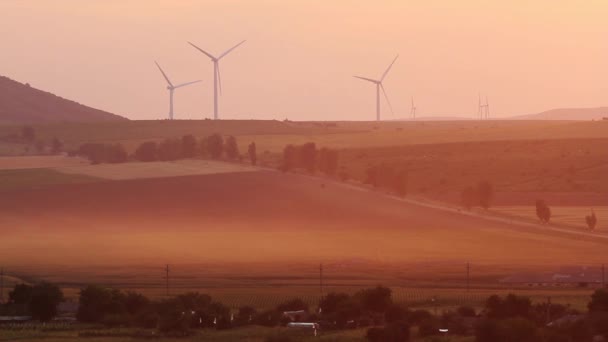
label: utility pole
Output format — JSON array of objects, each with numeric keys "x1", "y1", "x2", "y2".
[
  {"x1": 164, "y1": 264, "x2": 170, "y2": 297},
  {"x1": 547, "y1": 296, "x2": 552, "y2": 324},
  {"x1": 319, "y1": 263, "x2": 324, "y2": 300},
  {"x1": 466, "y1": 262, "x2": 470, "y2": 292},
  {"x1": 0, "y1": 267, "x2": 4, "y2": 304}
]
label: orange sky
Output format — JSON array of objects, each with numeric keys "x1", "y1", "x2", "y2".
[{"x1": 0, "y1": 0, "x2": 606, "y2": 120}]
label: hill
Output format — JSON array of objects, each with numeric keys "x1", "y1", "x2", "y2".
[
  {"x1": 514, "y1": 107, "x2": 608, "y2": 120},
  {"x1": 0, "y1": 169, "x2": 606, "y2": 266},
  {"x1": 0, "y1": 75, "x2": 127, "y2": 123}
]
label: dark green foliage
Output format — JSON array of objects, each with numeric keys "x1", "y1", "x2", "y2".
[
  {"x1": 588, "y1": 288, "x2": 608, "y2": 312},
  {"x1": 457, "y1": 305, "x2": 476, "y2": 317},
  {"x1": 205, "y1": 133, "x2": 224, "y2": 159},
  {"x1": 158, "y1": 138, "x2": 182, "y2": 161},
  {"x1": 181, "y1": 134, "x2": 197, "y2": 158},
  {"x1": 77, "y1": 285, "x2": 127, "y2": 323},
  {"x1": 318, "y1": 148, "x2": 339, "y2": 175},
  {"x1": 385, "y1": 304, "x2": 409, "y2": 323},
  {"x1": 417, "y1": 317, "x2": 440, "y2": 337},
  {"x1": 9, "y1": 283, "x2": 33, "y2": 304},
  {"x1": 134, "y1": 141, "x2": 158, "y2": 162},
  {"x1": 79, "y1": 143, "x2": 128, "y2": 164},
  {"x1": 586, "y1": 210, "x2": 597, "y2": 230},
  {"x1": 28, "y1": 282, "x2": 64, "y2": 322},
  {"x1": 408, "y1": 309, "x2": 433, "y2": 325},
  {"x1": 485, "y1": 294, "x2": 532, "y2": 319},
  {"x1": 254, "y1": 309, "x2": 282, "y2": 327},
  {"x1": 235, "y1": 306, "x2": 257, "y2": 325},
  {"x1": 476, "y1": 318, "x2": 543, "y2": 342},
  {"x1": 281, "y1": 142, "x2": 317, "y2": 173},
  {"x1": 247, "y1": 142, "x2": 257, "y2": 165},
  {"x1": 224, "y1": 135, "x2": 239, "y2": 160},
  {"x1": 536, "y1": 200, "x2": 551, "y2": 223},
  {"x1": 355, "y1": 286, "x2": 392, "y2": 313},
  {"x1": 366, "y1": 323, "x2": 410, "y2": 342}
]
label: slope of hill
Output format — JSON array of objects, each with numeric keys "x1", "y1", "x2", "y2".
[
  {"x1": 514, "y1": 107, "x2": 608, "y2": 120},
  {"x1": 0, "y1": 76, "x2": 127, "y2": 123}
]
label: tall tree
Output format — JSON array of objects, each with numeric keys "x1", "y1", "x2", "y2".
[
  {"x1": 247, "y1": 142, "x2": 257, "y2": 166},
  {"x1": 224, "y1": 136, "x2": 239, "y2": 160},
  {"x1": 29, "y1": 282, "x2": 64, "y2": 322}
]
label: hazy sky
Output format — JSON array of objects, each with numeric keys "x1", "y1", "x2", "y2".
[{"x1": 1, "y1": 0, "x2": 607, "y2": 120}]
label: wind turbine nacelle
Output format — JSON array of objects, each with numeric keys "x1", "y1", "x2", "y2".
[{"x1": 167, "y1": 86, "x2": 173, "y2": 90}]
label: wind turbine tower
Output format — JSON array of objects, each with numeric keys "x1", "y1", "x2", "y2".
[
  {"x1": 410, "y1": 96, "x2": 417, "y2": 120},
  {"x1": 354, "y1": 55, "x2": 399, "y2": 121},
  {"x1": 188, "y1": 40, "x2": 246, "y2": 120},
  {"x1": 478, "y1": 93, "x2": 490, "y2": 120},
  {"x1": 155, "y1": 62, "x2": 201, "y2": 120}
]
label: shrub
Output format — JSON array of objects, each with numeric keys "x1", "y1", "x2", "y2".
[
  {"x1": 158, "y1": 138, "x2": 182, "y2": 161},
  {"x1": 134, "y1": 141, "x2": 158, "y2": 162},
  {"x1": 247, "y1": 142, "x2": 257, "y2": 165},
  {"x1": 586, "y1": 210, "x2": 597, "y2": 230},
  {"x1": 536, "y1": 200, "x2": 551, "y2": 224},
  {"x1": 181, "y1": 135, "x2": 197, "y2": 158},
  {"x1": 205, "y1": 134, "x2": 224, "y2": 159}
]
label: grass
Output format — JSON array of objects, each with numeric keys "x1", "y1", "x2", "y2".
[{"x1": 0, "y1": 168, "x2": 101, "y2": 192}]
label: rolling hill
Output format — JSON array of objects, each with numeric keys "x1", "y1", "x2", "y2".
[
  {"x1": 0, "y1": 75, "x2": 127, "y2": 123},
  {"x1": 514, "y1": 107, "x2": 608, "y2": 120}
]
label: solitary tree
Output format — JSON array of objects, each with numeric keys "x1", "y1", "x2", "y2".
[
  {"x1": 535, "y1": 200, "x2": 551, "y2": 224},
  {"x1": 247, "y1": 142, "x2": 257, "y2": 166},
  {"x1": 29, "y1": 282, "x2": 64, "y2": 322},
  {"x1": 586, "y1": 210, "x2": 597, "y2": 230}
]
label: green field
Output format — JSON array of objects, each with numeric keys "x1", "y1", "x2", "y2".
[{"x1": 0, "y1": 168, "x2": 101, "y2": 192}]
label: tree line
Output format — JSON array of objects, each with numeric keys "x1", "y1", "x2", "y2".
[
  {"x1": 73, "y1": 134, "x2": 258, "y2": 166},
  {"x1": 3, "y1": 281, "x2": 608, "y2": 341},
  {"x1": 281, "y1": 142, "x2": 339, "y2": 176}
]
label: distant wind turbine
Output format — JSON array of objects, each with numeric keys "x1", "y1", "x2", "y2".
[
  {"x1": 188, "y1": 40, "x2": 246, "y2": 120},
  {"x1": 354, "y1": 55, "x2": 399, "y2": 121},
  {"x1": 155, "y1": 61, "x2": 201, "y2": 120},
  {"x1": 410, "y1": 96, "x2": 417, "y2": 120}
]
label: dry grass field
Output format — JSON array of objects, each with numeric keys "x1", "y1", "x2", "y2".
[{"x1": 55, "y1": 159, "x2": 258, "y2": 180}]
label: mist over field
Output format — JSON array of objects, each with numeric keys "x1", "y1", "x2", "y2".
[{"x1": 1, "y1": 2, "x2": 607, "y2": 341}]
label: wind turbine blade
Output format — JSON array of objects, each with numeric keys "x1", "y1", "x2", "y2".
[
  {"x1": 381, "y1": 54, "x2": 399, "y2": 82},
  {"x1": 174, "y1": 80, "x2": 202, "y2": 88},
  {"x1": 353, "y1": 76, "x2": 379, "y2": 83},
  {"x1": 218, "y1": 40, "x2": 246, "y2": 59},
  {"x1": 380, "y1": 84, "x2": 394, "y2": 115},
  {"x1": 188, "y1": 42, "x2": 217, "y2": 60},
  {"x1": 216, "y1": 63, "x2": 222, "y2": 95},
  {"x1": 155, "y1": 61, "x2": 173, "y2": 87}
]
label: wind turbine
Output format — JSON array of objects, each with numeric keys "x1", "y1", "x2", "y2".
[
  {"x1": 188, "y1": 40, "x2": 246, "y2": 120},
  {"x1": 354, "y1": 55, "x2": 398, "y2": 121},
  {"x1": 410, "y1": 96, "x2": 417, "y2": 120},
  {"x1": 155, "y1": 61, "x2": 201, "y2": 120}
]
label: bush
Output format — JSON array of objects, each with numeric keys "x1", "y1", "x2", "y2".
[
  {"x1": 134, "y1": 141, "x2": 158, "y2": 162},
  {"x1": 247, "y1": 142, "x2": 257, "y2": 165},
  {"x1": 588, "y1": 289, "x2": 608, "y2": 312},
  {"x1": 355, "y1": 286, "x2": 392, "y2": 313},
  {"x1": 181, "y1": 135, "x2": 197, "y2": 158},
  {"x1": 204, "y1": 134, "x2": 223, "y2": 159},
  {"x1": 158, "y1": 138, "x2": 182, "y2": 161},
  {"x1": 417, "y1": 317, "x2": 440, "y2": 337},
  {"x1": 536, "y1": 200, "x2": 551, "y2": 224},
  {"x1": 586, "y1": 210, "x2": 597, "y2": 230}
]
